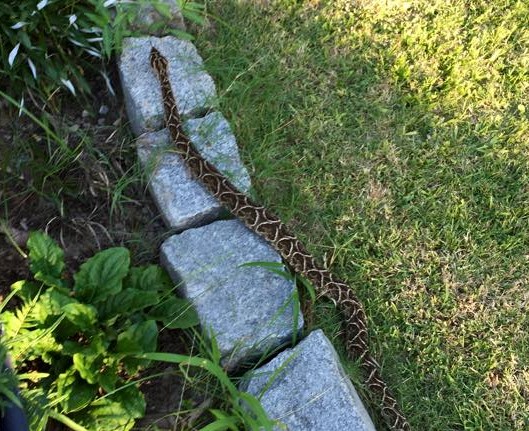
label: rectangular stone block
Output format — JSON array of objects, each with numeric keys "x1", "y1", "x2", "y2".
[
  {"x1": 137, "y1": 112, "x2": 251, "y2": 232},
  {"x1": 119, "y1": 36, "x2": 217, "y2": 136},
  {"x1": 240, "y1": 330, "x2": 377, "y2": 431},
  {"x1": 160, "y1": 219, "x2": 304, "y2": 370}
]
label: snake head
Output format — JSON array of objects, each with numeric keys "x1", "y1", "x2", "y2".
[{"x1": 149, "y1": 47, "x2": 167, "y2": 73}]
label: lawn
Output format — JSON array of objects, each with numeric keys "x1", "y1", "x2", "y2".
[{"x1": 195, "y1": 0, "x2": 529, "y2": 429}]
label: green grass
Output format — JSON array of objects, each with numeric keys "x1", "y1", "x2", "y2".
[{"x1": 195, "y1": 0, "x2": 529, "y2": 429}]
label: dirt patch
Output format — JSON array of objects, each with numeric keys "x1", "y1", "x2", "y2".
[{"x1": 136, "y1": 330, "x2": 212, "y2": 431}]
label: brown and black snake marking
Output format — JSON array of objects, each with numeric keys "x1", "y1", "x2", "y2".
[{"x1": 150, "y1": 47, "x2": 410, "y2": 431}]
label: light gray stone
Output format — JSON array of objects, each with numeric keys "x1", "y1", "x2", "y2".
[
  {"x1": 128, "y1": 0, "x2": 186, "y2": 36},
  {"x1": 240, "y1": 330, "x2": 377, "y2": 431},
  {"x1": 137, "y1": 112, "x2": 251, "y2": 231},
  {"x1": 160, "y1": 219, "x2": 304, "y2": 370},
  {"x1": 119, "y1": 36, "x2": 217, "y2": 136}
]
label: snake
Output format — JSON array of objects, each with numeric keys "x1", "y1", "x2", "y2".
[{"x1": 149, "y1": 47, "x2": 410, "y2": 431}]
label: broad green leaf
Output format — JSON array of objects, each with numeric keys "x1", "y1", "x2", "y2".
[
  {"x1": 73, "y1": 352, "x2": 102, "y2": 384},
  {"x1": 76, "y1": 386, "x2": 144, "y2": 431},
  {"x1": 63, "y1": 303, "x2": 98, "y2": 331},
  {"x1": 73, "y1": 247, "x2": 130, "y2": 303},
  {"x1": 148, "y1": 296, "x2": 199, "y2": 329},
  {"x1": 98, "y1": 289, "x2": 159, "y2": 320},
  {"x1": 56, "y1": 370, "x2": 97, "y2": 413},
  {"x1": 117, "y1": 320, "x2": 157, "y2": 375},
  {"x1": 31, "y1": 288, "x2": 76, "y2": 324},
  {"x1": 27, "y1": 231, "x2": 65, "y2": 288},
  {"x1": 97, "y1": 362, "x2": 119, "y2": 393},
  {"x1": 62, "y1": 340, "x2": 84, "y2": 356},
  {"x1": 126, "y1": 265, "x2": 173, "y2": 292},
  {"x1": 72, "y1": 336, "x2": 107, "y2": 384},
  {"x1": 116, "y1": 320, "x2": 157, "y2": 354},
  {"x1": 105, "y1": 385, "x2": 145, "y2": 419}
]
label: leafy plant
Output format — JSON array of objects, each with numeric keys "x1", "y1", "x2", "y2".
[
  {"x1": 178, "y1": 0, "x2": 207, "y2": 27},
  {"x1": 0, "y1": 0, "x2": 208, "y2": 101},
  {"x1": 1, "y1": 231, "x2": 198, "y2": 430},
  {"x1": 0, "y1": 286, "x2": 26, "y2": 417},
  {"x1": 0, "y1": 0, "x2": 137, "y2": 100}
]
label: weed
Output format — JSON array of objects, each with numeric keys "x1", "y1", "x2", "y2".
[{"x1": 1, "y1": 231, "x2": 198, "y2": 430}]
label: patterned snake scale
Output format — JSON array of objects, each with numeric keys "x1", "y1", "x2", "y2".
[{"x1": 150, "y1": 47, "x2": 410, "y2": 431}]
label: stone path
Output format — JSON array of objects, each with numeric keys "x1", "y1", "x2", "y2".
[
  {"x1": 242, "y1": 330, "x2": 376, "y2": 431},
  {"x1": 118, "y1": 2, "x2": 377, "y2": 429}
]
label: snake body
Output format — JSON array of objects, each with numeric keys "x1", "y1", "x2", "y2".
[{"x1": 149, "y1": 47, "x2": 410, "y2": 431}]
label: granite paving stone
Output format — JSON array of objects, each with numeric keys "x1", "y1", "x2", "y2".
[
  {"x1": 137, "y1": 112, "x2": 251, "y2": 231},
  {"x1": 240, "y1": 329, "x2": 377, "y2": 431},
  {"x1": 160, "y1": 219, "x2": 304, "y2": 370},
  {"x1": 119, "y1": 36, "x2": 217, "y2": 136}
]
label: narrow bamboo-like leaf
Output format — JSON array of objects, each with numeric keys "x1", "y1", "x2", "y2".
[
  {"x1": 238, "y1": 392, "x2": 276, "y2": 430},
  {"x1": 200, "y1": 417, "x2": 239, "y2": 431},
  {"x1": 0, "y1": 386, "x2": 23, "y2": 409},
  {"x1": 136, "y1": 352, "x2": 238, "y2": 398},
  {"x1": 11, "y1": 22, "x2": 27, "y2": 29},
  {"x1": 8, "y1": 43, "x2": 20, "y2": 67},
  {"x1": 36, "y1": 0, "x2": 48, "y2": 10},
  {"x1": 27, "y1": 58, "x2": 37, "y2": 79},
  {"x1": 68, "y1": 38, "x2": 87, "y2": 48},
  {"x1": 83, "y1": 48, "x2": 102, "y2": 58},
  {"x1": 102, "y1": 25, "x2": 112, "y2": 59},
  {"x1": 100, "y1": 71, "x2": 115, "y2": 96},
  {"x1": 18, "y1": 31, "x2": 31, "y2": 49},
  {"x1": 60, "y1": 78, "x2": 76, "y2": 96},
  {"x1": 18, "y1": 96, "x2": 24, "y2": 117}
]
